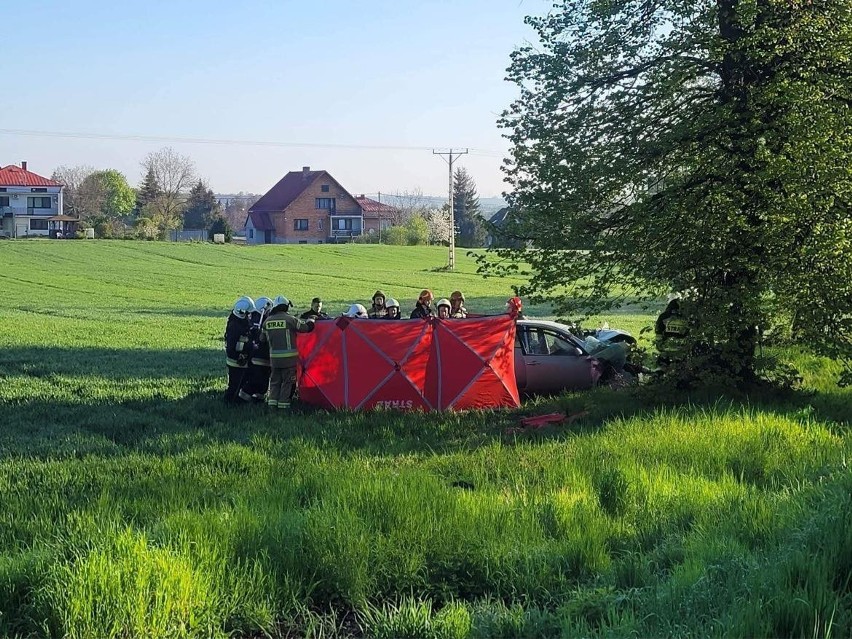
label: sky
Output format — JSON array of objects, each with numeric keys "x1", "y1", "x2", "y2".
[{"x1": 0, "y1": 0, "x2": 549, "y2": 198}]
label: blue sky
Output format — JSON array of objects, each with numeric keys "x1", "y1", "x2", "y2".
[{"x1": 0, "y1": 1, "x2": 548, "y2": 197}]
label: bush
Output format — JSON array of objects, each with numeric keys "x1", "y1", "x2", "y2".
[{"x1": 208, "y1": 217, "x2": 233, "y2": 243}]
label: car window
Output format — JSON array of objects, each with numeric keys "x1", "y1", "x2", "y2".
[{"x1": 520, "y1": 328, "x2": 580, "y2": 356}]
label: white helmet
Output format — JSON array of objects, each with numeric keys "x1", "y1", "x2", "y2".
[
  {"x1": 255, "y1": 296, "x2": 273, "y2": 313},
  {"x1": 385, "y1": 298, "x2": 400, "y2": 309},
  {"x1": 273, "y1": 295, "x2": 292, "y2": 309},
  {"x1": 436, "y1": 298, "x2": 451, "y2": 309},
  {"x1": 345, "y1": 303, "x2": 368, "y2": 318},
  {"x1": 232, "y1": 296, "x2": 255, "y2": 320}
]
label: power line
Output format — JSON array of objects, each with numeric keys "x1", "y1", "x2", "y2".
[{"x1": 0, "y1": 128, "x2": 503, "y2": 156}]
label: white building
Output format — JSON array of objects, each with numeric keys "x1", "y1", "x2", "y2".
[{"x1": 0, "y1": 162, "x2": 69, "y2": 238}]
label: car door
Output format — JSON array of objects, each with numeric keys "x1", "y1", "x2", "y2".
[{"x1": 519, "y1": 326, "x2": 597, "y2": 392}]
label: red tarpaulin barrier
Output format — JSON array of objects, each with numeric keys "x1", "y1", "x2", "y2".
[{"x1": 297, "y1": 315, "x2": 520, "y2": 411}]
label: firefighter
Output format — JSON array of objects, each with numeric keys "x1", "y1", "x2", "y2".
[
  {"x1": 449, "y1": 291, "x2": 467, "y2": 318},
  {"x1": 410, "y1": 289, "x2": 435, "y2": 319},
  {"x1": 301, "y1": 297, "x2": 329, "y2": 320},
  {"x1": 246, "y1": 296, "x2": 274, "y2": 401},
  {"x1": 385, "y1": 298, "x2": 402, "y2": 320},
  {"x1": 436, "y1": 298, "x2": 452, "y2": 320},
  {"x1": 344, "y1": 303, "x2": 369, "y2": 318},
  {"x1": 263, "y1": 295, "x2": 316, "y2": 410},
  {"x1": 368, "y1": 290, "x2": 388, "y2": 319},
  {"x1": 655, "y1": 298, "x2": 689, "y2": 370},
  {"x1": 224, "y1": 296, "x2": 255, "y2": 404}
]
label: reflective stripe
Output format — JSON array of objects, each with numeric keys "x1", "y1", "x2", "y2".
[
  {"x1": 270, "y1": 351, "x2": 297, "y2": 358},
  {"x1": 226, "y1": 358, "x2": 248, "y2": 368},
  {"x1": 251, "y1": 358, "x2": 272, "y2": 366}
]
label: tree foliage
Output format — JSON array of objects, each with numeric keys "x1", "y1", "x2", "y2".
[
  {"x1": 51, "y1": 165, "x2": 94, "y2": 220},
  {"x1": 135, "y1": 166, "x2": 162, "y2": 216},
  {"x1": 140, "y1": 147, "x2": 196, "y2": 234},
  {"x1": 182, "y1": 180, "x2": 221, "y2": 230},
  {"x1": 453, "y1": 167, "x2": 486, "y2": 248},
  {"x1": 483, "y1": 0, "x2": 852, "y2": 384}
]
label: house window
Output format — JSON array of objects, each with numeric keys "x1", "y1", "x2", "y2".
[
  {"x1": 294, "y1": 219, "x2": 309, "y2": 231},
  {"x1": 315, "y1": 198, "x2": 335, "y2": 210},
  {"x1": 248, "y1": 229, "x2": 254, "y2": 239},
  {"x1": 30, "y1": 218, "x2": 49, "y2": 230},
  {"x1": 0, "y1": 187, "x2": 7, "y2": 192},
  {"x1": 321, "y1": 185, "x2": 330, "y2": 193},
  {"x1": 27, "y1": 197, "x2": 51, "y2": 209},
  {"x1": 0, "y1": 196, "x2": 9, "y2": 207},
  {"x1": 335, "y1": 218, "x2": 353, "y2": 230},
  {"x1": 317, "y1": 218, "x2": 323, "y2": 231},
  {"x1": 30, "y1": 188, "x2": 48, "y2": 193}
]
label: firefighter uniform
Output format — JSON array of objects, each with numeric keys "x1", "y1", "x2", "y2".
[
  {"x1": 224, "y1": 312, "x2": 253, "y2": 404},
  {"x1": 263, "y1": 304, "x2": 315, "y2": 409}
]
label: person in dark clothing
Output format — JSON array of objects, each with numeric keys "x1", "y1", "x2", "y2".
[
  {"x1": 410, "y1": 289, "x2": 435, "y2": 319},
  {"x1": 301, "y1": 297, "x2": 330, "y2": 320},
  {"x1": 224, "y1": 296, "x2": 255, "y2": 404},
  {"x1": 368, "y1": 290, "x2": 388, "y2": 319},
  {"x1": 385, "y1": 298, "x2": 402, "y2": 320},
  {"x1": 655, "y1": 298, "x2": 689, "y2": 370},
  {"x1": 263, "y1": 295, "x2": 315, "y2": 410}
]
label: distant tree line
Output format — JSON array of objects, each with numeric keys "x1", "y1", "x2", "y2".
[{"x1": 52, "y1": 147, "x2": 237, "y2": 241}]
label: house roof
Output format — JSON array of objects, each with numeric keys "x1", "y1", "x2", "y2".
[
  {"x1": 0, "y1": 165, "x2": 62, "y2": 187},
  {"x1": 356, "y1": 195, "x2": 398, "y2": 217},
  {"x1": 249, "y1": 169, "x2": 326, "y2": 213},
  {"x1": 246, "y1": 210, "x2": 274, "y2": 231}
]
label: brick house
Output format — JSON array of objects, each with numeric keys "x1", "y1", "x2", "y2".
[
  {"x1": 355, "y1": 195, "x2": 396, "y2": 235},
  {"x1": 245, "y1": 167, "x2": 398, "y2": 244}
]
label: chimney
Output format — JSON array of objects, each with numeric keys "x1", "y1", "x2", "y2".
[
  {"x1": 302, "y1": 166, "x2": 310, "y2": 175},
  {"x1": 21, "y1": 161, "x2": 27, "y2": 171}
]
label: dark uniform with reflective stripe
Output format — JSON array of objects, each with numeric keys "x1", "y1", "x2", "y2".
[
  {"x1": 224, "y1": 313, "x2": 252, "y2": 403},
  {"x1": 246, "y1": 311, "x2": 272, "y2": 400},
  {"x1": 263, "y1": 306, "x2": 315, "y2": 408}
]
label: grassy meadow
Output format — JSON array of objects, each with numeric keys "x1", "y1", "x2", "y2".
[{"x1": 0, "y1": 240, "x2": 850, "y2": 638}]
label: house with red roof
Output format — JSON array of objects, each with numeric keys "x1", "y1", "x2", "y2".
[
  {"x1": 245, "y1": 167, "x2": 397, "y2": 244},
  {"x1": 0, "y1": 162, "x2": 70, "y2": 238}
]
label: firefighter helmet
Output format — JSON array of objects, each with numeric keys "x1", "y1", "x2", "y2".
[
  {"x1": 345, "y1": 303, "x2": 368, "y2": 318},
  {"x1": 385, "y1": 298, "x2": 400, "y2": 309},
  {"x1": 255, "y1": 296, "x2": 273, "y2": 313},
  {"x1": 232, "y1": 296, "x2": 255, "y2": 320},
  {"x1": 273, "y1": 295, "x2": 292, "y2": 309},
  {"x1": 436, "y1": 298, "x2": 451, "y2": 309}
]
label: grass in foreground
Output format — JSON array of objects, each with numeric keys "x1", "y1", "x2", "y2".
[{"x1": 0, "y1": 240, "x2": 850, "y2": 638}]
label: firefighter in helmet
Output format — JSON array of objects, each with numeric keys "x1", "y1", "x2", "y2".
[
  {"x1": 368, "y1": 290, "x2": 388, "y2": 319},
  {"x1": 224, "y1": 296, "x2": 255, "y2": 404},
  {"x1": 344, "y1": 303, "x2": 369, "y2": 318},
  {"x1": 436, "y1": 298, "x2": 452, "y2": 320},
  {"x1": 246, "y1": 296, "x2": 274, "y2": 401},
  {"x1": 410, "y1": 289, "x2": 435, "y2": 319},
  {"x1": 655, "y1": 297, "x2": 690, "y2": 370},
  {"x1": 263, "y1": 295, "x2": 315, "y2": 410},
  {"x1": 449, "y1": 291, "x2": 467, "y2": 318},
  {"x1": 385, "y1": 298, "x2": 402, "y2": 320}
]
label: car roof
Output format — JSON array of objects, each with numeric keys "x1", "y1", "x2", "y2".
[{"x1": 516, "y1": 319, "x2": 589, "y2": 353}]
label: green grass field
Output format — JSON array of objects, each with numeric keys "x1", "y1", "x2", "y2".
[{"x1": 0, "y1": 240, "x2": 850, "y2": 638}]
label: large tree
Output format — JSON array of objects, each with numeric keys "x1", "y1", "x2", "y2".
[
  {"x1": 487, "y1": 0, "x2": 852, "y2": 384},
  {"x1": 81, "y1": 170, "x2": 136, "y2": 220},
  {"x1": 140, "y1": 147, "x2": 196, "y2": 233},
  {"x1": 51, "y1": 165, "x2": 94, "y2": 219},
  {"x1": 182, "y1": 180, "x2": 220, "y2": 230},
  {"x1": 135, "y1": 166, "x2": 162, "y2": 217},
  {"x1": 453, "y1": 167, "x2": 486, "y2": 248}
]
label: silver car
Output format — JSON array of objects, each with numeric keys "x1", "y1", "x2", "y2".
[{"x1": 514, "y1": 319, "x2": 605, "y2": 393}]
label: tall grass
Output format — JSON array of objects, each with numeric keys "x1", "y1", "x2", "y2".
[{"x1": 0, "y1": 241, "x2": 849, "y2": 637}]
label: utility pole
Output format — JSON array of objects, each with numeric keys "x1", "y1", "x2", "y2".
[
  {"x1": 378, "y1": 191, "x2": 382, "y2": 245},
  {"x1": 433, "y1": 148, "x2": 468, "y2": 269}
]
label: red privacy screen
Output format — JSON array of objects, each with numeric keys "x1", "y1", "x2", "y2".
[{"x1": 297, "y1": 315, "x2": 520, "y2": 411}]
